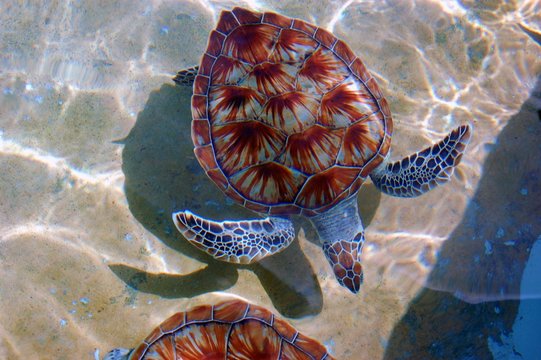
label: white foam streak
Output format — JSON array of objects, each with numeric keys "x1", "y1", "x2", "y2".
[
  {"x1": 197, "y1": 0, "x2": 217, "y2": 22},
  {"x1": 1, "y1": 224, "x2": 103, "y2": 263},
  {"x1": 327, "y1": 0, "x2": 356, "y2": 33},
  {"x1": 0, "y1": 325, "x2": 22, "y2": 359},
  {"x1": 372, "y1": 231, "x2": 446, "y2": 243},
  {"x1": 437, "y1": 0, "x2": 467, "y2": 17}
]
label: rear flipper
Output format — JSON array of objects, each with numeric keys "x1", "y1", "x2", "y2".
[
  {"x1": 173, "y1": 66, "x2": 199, "y2": 86},
  {"x1": 172, "y1": 210, "x2": 295, "y2": 264},
  {"x1": 370, "y1": 124, "x2": 472, "y2": 197}
]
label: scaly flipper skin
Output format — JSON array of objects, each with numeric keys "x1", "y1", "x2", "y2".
[
  {"x1": 102, "y1": 348, "x2": 130, "y2": 360},
  {"x1": 370, "y1": 124, "x2": 472, "y2": 197},
  {"x1": 172, "y1": 66, "x2": 199, "y2": 86},
  {"x1": 172, "y1": 211, "x2": 295, "y2": 264}
]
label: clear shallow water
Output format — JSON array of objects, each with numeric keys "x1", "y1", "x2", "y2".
[{"x1": 0, "y1": 0, "x2": 540, "y2": 359}]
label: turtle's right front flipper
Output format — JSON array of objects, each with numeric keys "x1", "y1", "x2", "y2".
[
  {"x1": 172, "y1": 210, "x2": 295, "y2": 264},
  {"x1": 370, "y1": 124, "x2": 472, "y2": 197},
  {"x1": 173, "y1": 66, "x2": 199, "y2": 86}
]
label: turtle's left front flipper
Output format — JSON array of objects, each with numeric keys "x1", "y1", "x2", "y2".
[
  {"x1": 172, "y1": 210, "x2": 295, "y2": 264},
  {"x1": 371, "y1": 124, "x2": 472, "y2": 197},
  {"x1": 173, "y1": 66, "x2": 199, "y2": 86}
]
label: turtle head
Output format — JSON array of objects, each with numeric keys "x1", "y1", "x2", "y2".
[{"x1": 322, "y1": 232, "x2": 364, "y2": 293}]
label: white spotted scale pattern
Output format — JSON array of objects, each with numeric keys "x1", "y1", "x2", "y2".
[
  {"x1": 172, "y1": 211, "x2": 295, "y2": 264},
  {"x1": 370, "y1": 125, "x2": 472, "y2": 197}
]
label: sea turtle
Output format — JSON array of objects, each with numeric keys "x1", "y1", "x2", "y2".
[
  {"x1": 104, "y1": 299, "x2": 334, "y2": 360},
  {"x1": 171, "y1": 7, "x2": 471, "y2": 293}
]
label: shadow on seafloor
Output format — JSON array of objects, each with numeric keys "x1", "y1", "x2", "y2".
[
  {"x1": 384, "y1": 75, "x2": 541, "y2": 359},
  {"x1": 109, "y1": 81, "x2": 381, "y2": 318}
]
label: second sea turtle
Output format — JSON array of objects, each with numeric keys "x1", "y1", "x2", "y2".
[{"x1": 104, "y1": 299, "x2": 334, "y2": 359}]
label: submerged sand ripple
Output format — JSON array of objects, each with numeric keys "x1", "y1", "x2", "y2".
[{"x1": 0, "y1": 0, "x2": 540, "y2": 359}]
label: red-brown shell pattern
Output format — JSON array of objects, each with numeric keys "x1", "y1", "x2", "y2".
[
  {"x1": 128, "y1": 299, "x2": 335, "y2": 360},
  {"x1": 192, "y1": 7, "x2": 392, "y2": 216}
]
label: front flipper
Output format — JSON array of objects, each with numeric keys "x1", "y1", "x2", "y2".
[
  {"x1": 172, "y1": 66, "x2": 199, "y2": 86},
  {"x1": 370, "y1": 124, "x2": 472, "y2": 197},
  {"x1": 172, "y1": 210, "x2": 295, "y2": 264}
]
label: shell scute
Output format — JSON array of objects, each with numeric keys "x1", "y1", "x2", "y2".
[
  {"x1": 314, "y1": 27, "x2": 337, "y2": 48},
  {"x1": 261, "y1": 91, "x2": 319, "y2": 134},
  {"x1": 293, "y1": 332, "x2": 329, "y2": 360},
  {"x1": 199, "y1": 53, "x2": 215, "y2": 76},
  {"x1": 314, "y1": 189, "x2": 351, "y2": 214},
  {"x1": 379, "y1": 97, "x2": 392, "y2": 117},
  {"x1": 243, "y1": 201, "x2": 271, "y2": 214},
  {"x1": 334, "y1": 39, "x2": 356, "y2": 65},
  {"x1": 185, "y1": 304, "x2": 213, "y2": 323},
  {"x1": 269, "y1": 29, "x2": 318, "y2": 63},
  {"x1": 269, "y1": 203, "x2": 302, "y2": 216},
  {"x1": 366, "y1": 77, "x2": 383, "y2": 99},
  {"x1": 206, "y1": 168, "x2": 229, "y2": 190},
  {"x1": 271, "y1": 317, "x2": 298, "y2": 342},
  {"x1": 144, "y1": 335, "x2": 175, "y2": 360},
  {"x1": 211, "y1": 56, "x2": 252, "y2": 85},
  {"x1": 144, "y1": 326, "x2": 163, "y2": 346},
  {"x1": 232, "y1": 7, "x2": 262, "y2": 24},
  {"x1": 191, "y1": 119, "x2": 211, "y2": 146},
  {"x1": 174, "y1": 323, "x2": 229, "y2": 360},
  {"x1": 230, "y1": 162, "x2": 306, "y2": 205},
  {"x1": 245, "y1": 304, "x2": 273, "y2": 324},
  {"x1": 209, "y1": 86, "x2": 264, "y2": 124},
  {"x1": 360, "y1": 152, "x2": 387, "y2": 178},
  {"x1": 280, "y1": 125, "x2": 344, "y2": 174},
  {"x1": 337, "y1": 112, "x2": 385, "y2": 166},
  {"x1": 223, "y1": 24, "x2": 279, "y2": 64},
  {"x1": 129, "y1": 343, "x2": 148, "y2": 360},
  {"x1": 194, "y1": 145, "x2": 218, "y2": 172},
  {"x1": 297, "y1": 47, "x2": 350, "y2": 93},
  {"x1": 212, "y1": 120, "x2": 286, "y2": 175},
  {"x1": 319, "y1": 76, "x2": 378, "y2": 127},
  {"x1": 350, "y1": 57, "x2": 371, "y2": 82},
  {"x1": 159, "y1": 312, "x2": 185, "y2": 334},
  {"x1": 227, "y1": 320, "x2": 281, "y2": 359},
  {"x1": 216, "y1": 10, "x2": 240, "y2": 34},
  {"x1": 347, "y1": 176, "x2": 366, "y2": 198},
  {"x1": 244, "y1": 62, "x2": 296, "y2": 96},
  {"x1": 296, "y1": 166, "x2": 360, "y2": 209},
  {"x1": 281, "y1": 342, "x2": 313, "y2": 360},
  {"x1": 222, "y1": 186, "x2": 247, "y2": 205},
  {"x1": 213, "y1": 300, "x2": 249, "y2": 322},
  {"x1": 207, "y1": 30, "x2": 226, "y2": 57},
  {"x1": 263, "y1": 11, "x2": 293, "y2": 28},
  {"x1": 191, "y1": 95, "x2": 207, "y2": 120},
  {"x1": 193, "y1": 75, "x2": 209, "y2": 95},
  {"x1": 292, "y1": 18, "x2": 317, "y2": 36}
]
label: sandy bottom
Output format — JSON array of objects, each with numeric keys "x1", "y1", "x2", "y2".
[{"x1": 0, "y1": 0, "x2": 540, "y2": 359}]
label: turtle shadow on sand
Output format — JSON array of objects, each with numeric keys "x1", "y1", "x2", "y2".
[
  {"x1": 384, "y1": 75, "x2": 541, "y2": 359},
  {"x1": 109, "y1": 83, "x2": 381, "y2": 318}
]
